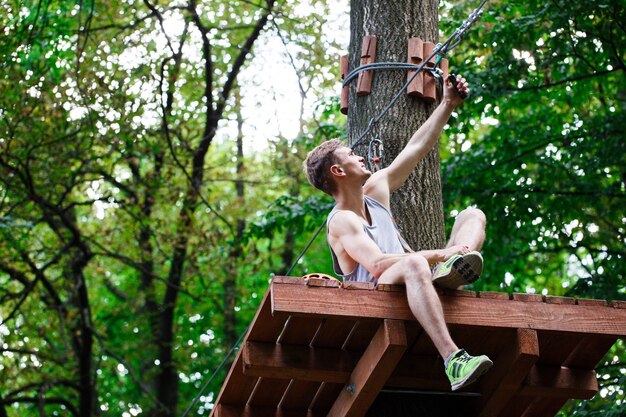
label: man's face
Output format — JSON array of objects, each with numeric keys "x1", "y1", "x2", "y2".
[{"x1": 334, "y1": 147, "x2": 371, "y2": 179}]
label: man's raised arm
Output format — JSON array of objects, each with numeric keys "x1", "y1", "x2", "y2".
[{"x1": 367, "y1": 75, "x2": 469, "y2": 195}]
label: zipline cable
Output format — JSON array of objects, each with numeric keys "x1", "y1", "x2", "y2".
[
  {"x1": 180, "y1": 2, "x2": 488, "y2": 415},
  {"x1": 347, "y1": 0, "x2": 488, "y2": 151},
  {"x1": 179, "y1": 328, "x2": 247, "y2": 417}
]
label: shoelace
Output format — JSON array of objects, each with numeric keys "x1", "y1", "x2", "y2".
[{"x1": 454, "y1": 351, "x2": 472, "y2": 363}]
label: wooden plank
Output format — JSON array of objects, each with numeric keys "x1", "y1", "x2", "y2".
[
  {"x1": 449, "y1": 326, "x2": 511, "y2": 360},
  {"x1": 279, "y1": 380, "x2": 322, "y2": 410},
  {"x1": 242, "y1": 341, "x2": 355, "y2": 383},
  {"x1": 478, "y1": 328, "x2": 539, "y2": 417},
  {"x1": 214, "y1": 354, "x2": 258, "y2": 406},
  {"x1": 309, "y1": 382, "x2": 343, "y2": 413},
  {"x1": 278, "y1": 315, "x2": 323, "y2": 344},
  {"x1": 342, "y1": 320, "x2": 380, "y2": 351},
  {"x1": 478, "y1": 292, "x2": 511, "y2": 300},
  {"x1": 273, "y1": 276, "x2": 307, "y2": 285},
  {"x1": 311, "y1": 318, "x2": 358, "y2": 348},
  {"x1": 439, "y1": 288, "x2": 478, "y2": 298},
  {"x1": 271, "y1": 282, "x2": 626, "y2": 336},
  {"x1": 342, "y1": 281, "x2": 376, "y2": 290},
  {"x1": 215, "y1": 404, "x2": 314, "y2": 417},
  {"x1": 248, "y1": 288, "x2": 289, "y2": 343},
  {"x1": 576, "y1": 298, "x2": 608, "y2": 307},
  {"x1": 248, "y1": 313, "x2": 321, "y2": 408},
  {"x1": 536, "y1": 331, "x2": 584, "y2": 366},
  {"x1": 563, "y1": 335, "x2": 617, "y2": 368},
  {"x1": 512, "y1": 293, "x2": 543, "y2": 302},
  {"x1": 408, "y1": 327, "x2": 437, "y2": 355},
  {"x1": 376, "y1": 283, "x2": 405, "y2": 292},
  {"x1": 327, "y1": 320, "x2": 408, "y2": 417},
  {"x1": 247, "y1": 377, "x2": 291, "y2": 408},
  {"x1": 519, "y1": 365, "x2": 598, "y2": 399},
  {"x1": 544, "y1": 296, "x2": 576, "y2": 305}
]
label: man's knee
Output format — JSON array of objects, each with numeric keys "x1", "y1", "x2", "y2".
[
  {"x1": 401, "y1": 254, "x2": 431, "y2": 283},
  {"x1": 458, "y1": 207, "x2": 486, "y2": 227}
]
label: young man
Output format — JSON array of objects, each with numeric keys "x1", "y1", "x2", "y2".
[{"x1": 303, "y1": 75, "x2": 492, "y2": 391}]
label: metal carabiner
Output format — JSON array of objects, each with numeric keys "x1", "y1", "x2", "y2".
[{"x1": 368, "y1": 137, "x2": 384, "y2": 172}]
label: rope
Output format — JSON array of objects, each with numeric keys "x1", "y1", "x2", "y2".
[{"x1": 179, "y1": 328, "x2": 247, "y2": 417}]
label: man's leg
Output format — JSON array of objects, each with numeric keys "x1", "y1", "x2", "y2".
[
  {"x1": 446, "y1": 207, "x2": 486, "y2": 251},
  {"x1": 378, "y1": 253, "x2": 492, "y2": 390},
  {"x1": 433, "y1": 208, "x2": 486, "y2": 288},
  {"x1": 378, "y1": 254, "x2": 458, "y2": 359}
]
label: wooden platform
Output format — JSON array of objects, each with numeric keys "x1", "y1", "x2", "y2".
[{"x1": 210, "y1": 276, "x2": 626, "y2": 417}]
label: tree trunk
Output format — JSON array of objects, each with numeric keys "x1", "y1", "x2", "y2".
[{"x1": 348, "y1": 0, "x2": 446, "y2": 250}]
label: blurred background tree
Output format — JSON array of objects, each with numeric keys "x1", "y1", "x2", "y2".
[{"x1": 0, "y1": 0, "x2": 623, "y2": 416}]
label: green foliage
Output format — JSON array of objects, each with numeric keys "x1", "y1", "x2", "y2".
[
  {"x1": 1, "y1": 0, "x2": 624, "y2": 416},
  {"x1": 0, "y1": 0, "x2": 339, "y2": 416},
  {"x1": 440, "y1": 0, "x2": 625, "y2": 413}
]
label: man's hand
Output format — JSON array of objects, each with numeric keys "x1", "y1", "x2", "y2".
[
  {"x1": 443, "y1": 74, "x2": 470, "y2": 107},
  {"x1": 440, "y1": 245, "x2": 470, "y2": 261}
]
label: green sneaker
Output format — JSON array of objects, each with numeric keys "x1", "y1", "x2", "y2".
[
  {"x1": 433, "y1": 251, "x2": 483, "y2": 289},
  {"x1": 445, "y1": 349, "x2": 493, "y2": 391}
]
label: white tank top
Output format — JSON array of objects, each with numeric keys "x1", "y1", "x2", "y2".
[{"x1": 327, "y1": 195, "x2": 412, "y2": 284}]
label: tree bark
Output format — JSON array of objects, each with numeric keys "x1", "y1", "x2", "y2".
[{"x1": 348, "y1": 0, "x2": 446, "y2": 250}]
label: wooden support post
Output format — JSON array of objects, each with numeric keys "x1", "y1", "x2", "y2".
[
  {"x1": 327, "y1": 319, "x2": 407, "y2": 417},
  {"x1": 478, "y1": 328, "x2": 539, "y2": 417},
  {"x1": 215, "y1": 404, "x2": 314, "y2": 417},
  {"x1": 406, "y1": 37, "x2": 424, "y2": 97},
  {"x1": 356, "y1": 35, "x2": 377, "y2": 96},
  {"x1": 422, "y1": 41, "x2": 436, "y2": 102},
  {"x1": 340, "y1": 55, "x2": 349, "y2": 115}
]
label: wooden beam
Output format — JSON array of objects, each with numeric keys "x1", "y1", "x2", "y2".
[
  {"x1": 271, "y1": 281, "x2": 626, "y2": 336},
  {"x1": 215, "y1": 404, "x2": 320, "y2": 417},
  {"x1": 519, "y1": 365, "x2": 598, "y2": 399},
  {"x1": 478, "y1": 328, "x2": 539, "y2": 417},
  {"x1": 327, "y1": 319, "x2": 407, "y2": 417},
  {"x1": 242, "y1": 341, "x2": 356, "y2": 383}
]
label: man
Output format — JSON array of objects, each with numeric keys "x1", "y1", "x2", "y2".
[{"x1": 303, "y1": 75, "x2": 492, "y2": 391}]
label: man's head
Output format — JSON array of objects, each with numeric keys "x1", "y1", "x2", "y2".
[{"x1": 303, "y1": 139, "x2": 345, "y2": 195}]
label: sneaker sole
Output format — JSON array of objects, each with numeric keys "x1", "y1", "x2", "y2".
[
  {"x1": 450, "y1": 357, "x2": 493, "y2": 391},
  {"x1": 434, "y1": 252, "x2": 483, "y2": 289}
]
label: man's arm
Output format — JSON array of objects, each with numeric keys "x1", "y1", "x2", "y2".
[
  {"x1": 364, "y1": 76, "x2": 469, "y2": 200},
  {"x1": 329, "y1": 211, "x2": 469, "y2": 279}
]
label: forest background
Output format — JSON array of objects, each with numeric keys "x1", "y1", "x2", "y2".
[{"x1": 0, "y1": 0, "x2": 624, "y2": 416}]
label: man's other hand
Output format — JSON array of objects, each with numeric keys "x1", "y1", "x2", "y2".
[{"x1": 444, "y1": 74, "x2": 469, "y2": 107}]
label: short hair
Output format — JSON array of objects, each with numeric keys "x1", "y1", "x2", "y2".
[{"x1": 303, "y1": 139, "x2": 345, "y2": 195}]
